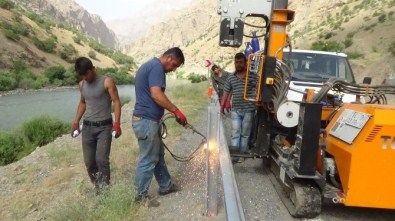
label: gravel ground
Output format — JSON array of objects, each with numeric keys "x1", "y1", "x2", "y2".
[{"x1": 133, "y1": 115, "x2": 226, "y2": 221}]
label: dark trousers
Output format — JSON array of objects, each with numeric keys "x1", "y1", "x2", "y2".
[{"x1": 81, "y1": 124, "x2": 112, "y2": 186}]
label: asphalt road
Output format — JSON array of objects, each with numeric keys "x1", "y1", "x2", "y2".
[
  {"x1": 233, "y1": 158, "x2": 395, "y2": 221},
  {"x1": 223, "y1": 114, "x2": 395, "y2": 221}
]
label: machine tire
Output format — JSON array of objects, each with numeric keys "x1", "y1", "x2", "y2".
[
  {"x1": 262, "y1": 157, "x2": 271, "y2": 168},
  {"x1": 289, "y1": 181, "x2": 322, "y2": 218}
]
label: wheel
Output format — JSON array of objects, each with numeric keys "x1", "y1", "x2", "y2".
[{"x1": 289, "y1": 181, "x2": 322, "y2": 218}]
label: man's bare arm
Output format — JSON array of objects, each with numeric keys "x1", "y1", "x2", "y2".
[
  {"x1": 150, "y1": 86, "x2": 178, "y2": 112},
  {"x1": 105, "y1": 78, "x2": 121, "y2": 123}
]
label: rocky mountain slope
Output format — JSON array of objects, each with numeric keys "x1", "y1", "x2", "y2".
[
  {"x1": 123, "y1": 0, "x2": 395, "y2": 84},
  {"x1": 0, "y1": 1, "x2": 132, "y2": 76},
  {"x1": 10, "y1": 0, "x2": 118, "y2": 49},
  {"x1": 107, "y1": 0, "x2": 192, "y2": 44}
]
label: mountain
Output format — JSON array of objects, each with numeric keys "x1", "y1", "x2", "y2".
[
  {"x1": 0, "y1": 9, "x2": 109, "y2": 74},
  {"x1": 123, "y1": 0, "x2": 395, "y2": 84},
  {"x1": 10, "y1": 0, "x2": 118, "y2": 49},
  {"x1": 288, "y1": 0, "x2": 395, "y2": 84},
  {"x1": 123, "y1": 0, "x2": 240, "y2": 73},
  {"x1": 0, "y1": 0, "x2": 137, "y2": 80},
  {"x1": 107, "y1": 0, "x2": 192, "y2": 44}
]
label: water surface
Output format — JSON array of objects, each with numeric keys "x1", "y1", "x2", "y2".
[{"x1": 0, "y1": 85, "x2": 135, "y2": 130}]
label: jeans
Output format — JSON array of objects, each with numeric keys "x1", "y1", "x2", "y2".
[
  {"x1": 230, "y1": 110, "x2": 254, "y2": 153},
  {"x1": 132, "y1": 117, "x2": 172, "y2": 198},
  {"x1": 81, "y1": 124, "x2": 112, "y2": 186}
]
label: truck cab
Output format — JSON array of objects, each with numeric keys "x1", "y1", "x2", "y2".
[{"x1": 283, "y1": 49, "x2": 358, "y2": 103}]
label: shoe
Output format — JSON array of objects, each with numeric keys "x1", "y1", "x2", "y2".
[
  {"x1": 159, "y1": 184, "x2": 181, "y2": 196},
  {"x1": 134, "y1": 195, "x2": 160, "y2": 208},
  {"x1": 237, "y1": 157, "x2": 244, "y2": 163}
]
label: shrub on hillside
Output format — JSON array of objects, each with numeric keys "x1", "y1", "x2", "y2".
[
  {"x1": 1, "y1": 21, "x2": 28, "y2": 40},
  {"x1": 12, "y1": 59, "x2": 29, "y2": 74},
  {"x1": 112, "y1": 52, "x2": 134, "y2": 65},
  {"x1": 103, "y1": 71, "x2": 134, "y2": 85},
  {"x1": 72, "y1": 34, "x2": 85, "y2": 45},
  {"x1": 88, "y1": 50, "x2": 97, "y2": 59},
  {"x1": 44, "y1": 66, "x2": 66, "y2": 83},
  {"x1": 26, "y1": 12, "x2": 54, "y2": 30},
  {"x1": 389, "y1": 40, "x2": 395, "y2": 56},
  {"x1": 88, "y1": 39, "x2": 113, "y2": 56},
  {"x1": 346, "y1": 51, "x2": 364, "y2": 59},
  {"x1": 344, "y1": 38, "x2": 353, "y2": 48},
  {"x1": 18, "y1": 74, "x2": 49, "y2": 89},
  {"x1": 0, "y1": 72, "x2": 17, "y2": 91},
  {"x1": 187, "y1": 72, "x2": 207, "y2": 83},
  {"x1": 0, "y1": 115, "x2": 69, "y2": 165},
  {"x1": 0, "y1": 0, "x2": 14, "y2": 9},
  {"x1": 378, "y1": 14, "x2": 386, "y2": 23},
  {"x1": 21, "y1": 115, "x2": 69, "y2": 147},
  {"x1": 311, "y1": 40, "x2": 344, "y2": 52},
  {"x1": 63, "y1": 68, "x2": 80, "y2": 85},
  {"x1": 0, "y1": 131, "x2": 23, "y2": 165},
  {"x1": 32, "y1": 37, "x2": 57, "y2": 53},
  {"x1": 59, "y1": 44, "x2": 77, "y2": 62},
  {"x1": 1, "y1": 27, "x2": 20, "y2": 41}
]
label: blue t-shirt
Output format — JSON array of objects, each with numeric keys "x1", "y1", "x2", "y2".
[{"x1": 133, "y1": 58, "x2": 166, "y2": 121}]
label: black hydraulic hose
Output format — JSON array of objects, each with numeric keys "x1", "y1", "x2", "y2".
[
  {"x1": 314, "y1": 77, "x2": 395, "y2": 104},
  {"x1": 158, "y1": 113, "x2": 207, "y2": 162}
]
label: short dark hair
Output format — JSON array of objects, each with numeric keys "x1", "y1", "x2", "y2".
[
  {"x1": 163, "y1": 47, "x2": 185, "y2": 64},
  {"x1": 211, "y1": 64, "x2": 219, "y2": 71},
  {"x1": 234, "y1": 52, "x2": 246, "y2": 61},
  {"x1": 75, "y1": 57, "x2": 93, "y2": 76}
]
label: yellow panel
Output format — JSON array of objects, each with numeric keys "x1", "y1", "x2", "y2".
[{"x1": 326, "y1": 103, "x2": 395, "y2": 209}]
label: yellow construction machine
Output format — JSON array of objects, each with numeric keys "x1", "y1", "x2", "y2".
[{"x1": 217, "y1": 0, "x2": 395, "y2": 217}]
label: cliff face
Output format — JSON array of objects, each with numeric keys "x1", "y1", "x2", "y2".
[
  {"x1": 107, "y1": 0, "x2": 192, "y2": 44},
  {"x1": 122, "y1": 0, "x2": 395, "y2": 83},
  {"x1": 11, "y1": 0, "x2": 118, "y2": 49}
]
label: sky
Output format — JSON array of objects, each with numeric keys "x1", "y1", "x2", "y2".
[{"x1": 74, "y1": 0, "x2": 155, "y2": 21}]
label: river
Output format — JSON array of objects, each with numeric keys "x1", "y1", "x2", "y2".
[{"x1": 0, "y1": 85, "x2": 135, "y2": 131}]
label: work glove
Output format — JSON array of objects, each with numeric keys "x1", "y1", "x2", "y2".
[
  {"x1": 71, "y1": 122, "x2": 80, "y2": 138},
  {"x1": 173, "y1": 108, "x2": 187, "y2": 126},
  {"x1": 112, "y1": 122, "x2": 122, "y2": 138},
  {"x1": 221, "y1": 100, "x2": 231, "y2": 115},
  {"x1": 220, "y1": 105, "x2": 225, "y2": 115},
  {"x1": 225, "y1": 99, "x2": 231, "y2": 112}
]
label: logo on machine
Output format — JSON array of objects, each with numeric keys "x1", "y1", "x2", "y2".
[{"x1": 381, "y1": 136, "x2": 395, "y2": 150}]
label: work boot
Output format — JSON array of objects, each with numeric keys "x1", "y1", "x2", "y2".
[
  {"x1": 134, "y1": 195, "x2": 160, "y2": 208},
  {"x1": 237, "y1": 157, "x2": 245, "y2": 163},
  {"x1": 159, "y1": 183, "x2": 181, "y2": 196}
]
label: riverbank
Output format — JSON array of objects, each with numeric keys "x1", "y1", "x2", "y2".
[{"x1": 0, "y1": 85, "x2": 78, "y2": 96}]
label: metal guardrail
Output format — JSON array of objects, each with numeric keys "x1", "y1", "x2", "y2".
[
  {"x1": 205, "y1": 95, "x2": 245, "y2": 221},
  {"x1": 205, "y1": 103, "x2": 219, "y2": 216}
]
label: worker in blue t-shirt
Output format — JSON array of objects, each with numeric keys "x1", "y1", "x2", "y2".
[{"x1": 132, "y1": 47, "x2": 187, "y2": 207}]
